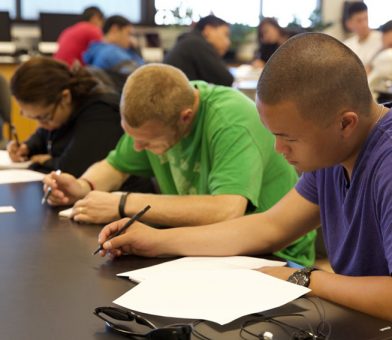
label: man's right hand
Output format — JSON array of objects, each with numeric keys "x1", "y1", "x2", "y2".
[
  {"x1": 98, "y1": 219, "x2": 164, "y2": 258},
  {"x1": 43, "y1": 171, "x2": 89, "y2": 206},
  {"x1": 7, "y1": 141, "x2": 29, "y2": 162}
]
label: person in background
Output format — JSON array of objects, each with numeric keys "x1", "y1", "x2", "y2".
[
  {"x1": 43, "y1": 63, "x2": 316, "y2": 267},
  {"x1": 343, "y1": 1, "x2": 382, "y2": 69},
  {"x1": 252, "y1": 17, "x2": 293, "y2": 69},
  {"x1": 164, "y1": 15, "x2": 234, "y2": 86},
  {"x1": 83, "y1": 15, "x2": 144, "y2": 74},
  {"x1": 7, "y1": 57, "x2": 123, "y2": 177},
  {"x1": 54, "y1": 6, "x2": 104, "y2": 67},
  {"x1": 97, "y1": 33, "x2": 392, "y2": 322},
  {"x1": 368, "y1": 20, "x2": 392, "y2": 101}
]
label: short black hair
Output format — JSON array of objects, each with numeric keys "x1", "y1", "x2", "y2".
[
  {"x1": 194, "y1": 15, "x2": 228, "y2": 32},
  {"x1": 346, "y1": 2, "x2": 368, "y2": 20},
  {"x1": 103, "y1": 15, "x2": 131, "y2": 34},
  {"x1": 257, "y1": 33, "x2": 373, "y2": 125},
  {"x1": 82, "y1": 6, "x2": 104, "y2": 21},
  {"x1": 380, "y1": 20, "x2": 392, "y2": 33}
]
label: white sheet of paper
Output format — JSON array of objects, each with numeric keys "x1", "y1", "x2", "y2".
[
  {"x1": 0, "y1": 206, "x2": 16, "y2": 213},
  {"x1": 0, "y1": 150, "x2": 32, "y2": 169},
  {"x1": 59, "y1": 207, "x2": 73, "y2": 218},
  {"x1": 0, "y1": 169, "x2": 44, "y2": 184},
  {"x1": 117, "y1": 256, "x2": 285, "y2": 283},
  {"x1": 114, "y1": 269, "x2": 310, "y2": 325}
]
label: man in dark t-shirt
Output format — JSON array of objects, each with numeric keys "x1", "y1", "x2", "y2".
[{"x1": 164, "y1": 15, "x2": 234, "y2": 86}]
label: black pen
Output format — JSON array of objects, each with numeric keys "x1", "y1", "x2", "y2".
[
  {"x1": 11, "y1": 124, "x2": 20, "y2": 147},
  {"x1": 93, "y1": 205, "x2": 151, "y2": 255},
  {"x1": 41, "y1": 169, "x2": 62, "y2": 205}
]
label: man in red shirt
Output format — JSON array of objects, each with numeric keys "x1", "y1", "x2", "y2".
[{"x1": 54, "y1": 6, "x2": 104, "y2": 67}]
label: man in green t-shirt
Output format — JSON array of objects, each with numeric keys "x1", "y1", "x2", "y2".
[{"x1": 44, "y1": 63, "x2": 315, "y2": 266}]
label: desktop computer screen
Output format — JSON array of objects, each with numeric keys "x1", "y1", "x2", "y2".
[
  {"x1": 0, "y1": 11, "x2": 12, "y2": 41},
  {"x1": 39, "y1": 12, "x2": 81, "y2": 41}
]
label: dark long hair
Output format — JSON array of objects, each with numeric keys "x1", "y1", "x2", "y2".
[{"x1": 11, "y1": 57, "x2": 100, "y2": 106}]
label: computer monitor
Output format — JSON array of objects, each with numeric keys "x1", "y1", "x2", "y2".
[
  {"x1": 0, "y1": 11, "x2": 11, "y2": 41},
  {"x1": 39, "y1": 12, "x2": 81, "y2": 42}
]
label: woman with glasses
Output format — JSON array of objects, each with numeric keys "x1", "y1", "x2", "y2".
[{"x1": 6, "y1": 57, "x2": 124, "y2": 177}]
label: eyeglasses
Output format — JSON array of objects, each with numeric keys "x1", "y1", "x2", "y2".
[
  {"x1": 21, "y1": 97, "x2": 62, "y2": 123},
  {"x1": 94, "y1": 306, "x2": 192, "y2": 339}
]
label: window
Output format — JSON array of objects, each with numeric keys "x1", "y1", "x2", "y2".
[
  {"x1": 0, "y1": 0, "x2": 16, "y2": 18},
  {"x1": 155, "y1": 0, "x2": 261, "y2": 26},
  {"x1": 21, "y1": 0, "x2": 141, "y2": 22},
  {"x1": 261, "y1": 0, "x2": 319, "y2": 27},
  {"x1": 364, "y1": 0, "x2": 391, "y2": 28}
]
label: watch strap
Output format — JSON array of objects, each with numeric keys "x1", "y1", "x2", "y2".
[{"x1": 118, "y1": 192, "x2": 130, "y2": 218}]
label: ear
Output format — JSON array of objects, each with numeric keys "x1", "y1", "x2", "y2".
[
  {"x1": 340, "y1": 111, "x2": 359, "y2": 137},
  {"x1": 61, "y1": 89, "x2": 72, "y2": 105},
  {"x1": 201, "y1": 25, "x2": 213, "y2": 39},
  {"x1": 179, "y1": 108, "x2": 193, "y2": 124}
]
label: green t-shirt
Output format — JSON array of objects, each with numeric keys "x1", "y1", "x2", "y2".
[{"x1": 107, "y1": 81, "x2": 315, "y2": 266}]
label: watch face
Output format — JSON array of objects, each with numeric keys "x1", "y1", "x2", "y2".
[{"x1": 288, "y1": 270, "x2": 310, "y2": 287}]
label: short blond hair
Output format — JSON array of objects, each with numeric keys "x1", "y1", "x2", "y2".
[{"x1": 121, "y1": 64, "x2": 195, "y2": 127}]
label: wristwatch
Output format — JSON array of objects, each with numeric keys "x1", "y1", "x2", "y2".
[{"x1": 287, "y1": 267, "x2": 318, "y2": 287}]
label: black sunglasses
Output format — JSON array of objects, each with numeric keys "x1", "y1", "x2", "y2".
[{"x1": 94, "y1": 306, "x2": 192, "y2": 339}]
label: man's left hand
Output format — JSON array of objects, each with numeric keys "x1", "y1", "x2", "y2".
[{"x1": 72, "y1": 191, "x2": 122, "y2": 224}]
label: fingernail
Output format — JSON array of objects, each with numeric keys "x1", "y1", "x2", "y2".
[{"x1": 104, "y1": 241, "x2": 112, "y2": 249}]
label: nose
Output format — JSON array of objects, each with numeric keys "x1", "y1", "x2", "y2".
[
  {"x1": 38, "y1": 121, "x2": 51, "y2": 130},
  {"x1": 274, "y1": 137, "x2": 290, "y2": 155}
]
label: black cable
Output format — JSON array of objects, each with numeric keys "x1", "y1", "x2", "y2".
[{"x1": 302, "y1": 297, "x2": 332, "y2": 339}]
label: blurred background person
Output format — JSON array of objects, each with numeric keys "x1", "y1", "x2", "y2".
[
  {"x1": 164, "y1": 15, "x2": 233, "y2": 86},
  {"x1": 253, "y1": 18, "x2": 289, "y2": 68},
  {"x1": 252, "y1": 17, "x2": 302, "y2": 68},
  {"x1": 343, "y1": 1, "x2": 382, "y2": 69},
  {"x1": 83, "y1": 15, "x2": 144, "y2": 93},
  {"x1": 368, "y1": 20, "x2": 392, "y2": 102},
  {"x1": 54, "y1": 6, "x2": 104, "y2": 67}
]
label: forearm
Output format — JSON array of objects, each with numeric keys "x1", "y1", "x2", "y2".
[
  {"x1": 156, "y1": 212, "x2": 308, "y2": 257},
  {"x1": 81, "y1": 160, "x2": 129, "y2": 192},
  {"x1": 125, "y1": 194, "x2": 247, "y2": 226},
  {"x1": 309, "y1": 271, "x2": 392, "y2": 321}
]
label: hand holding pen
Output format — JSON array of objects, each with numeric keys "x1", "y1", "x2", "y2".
[
  {"x1": 10, "y1": 124, "x2": 20, "y2": 147},
  {"x1": 41, "y1": 169, "x2": 62, "y2": 205},
  {"x1": 7, "y1": 125, "x2": 29, "y2": 162},
  {"x1": 94, "y1": 205, "x2": 151, "y2": 255}
]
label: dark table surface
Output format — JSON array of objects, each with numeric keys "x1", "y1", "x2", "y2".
[{"x1": 0, "y1": 181, "x2": 391, "y2": 340}]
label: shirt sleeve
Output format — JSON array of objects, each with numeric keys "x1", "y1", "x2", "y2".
[
  {"x1": 295, "y1": 171, "x2": 319, "y2": 205},
  {"x1": 207, "y1": 125, "x2": 264, "y2": 208},
  {"x1": 106, "y1": 134, "x2": 154, "y2": 177}
]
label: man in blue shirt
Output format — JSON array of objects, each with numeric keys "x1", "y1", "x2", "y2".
[
  {"x1": 98, "y1": 33, "x2": 392, "y2": 321},
  {"x1": 83, "y1": 15, "x2": 144, "y2": 75}
]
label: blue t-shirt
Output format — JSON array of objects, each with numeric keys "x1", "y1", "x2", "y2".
[
  {"x1": 296, "y1": 109, "x2": 392, "y2": 276},
  {"x1": 83, "y1": 41, "x2": 144, "y2": 71}
]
